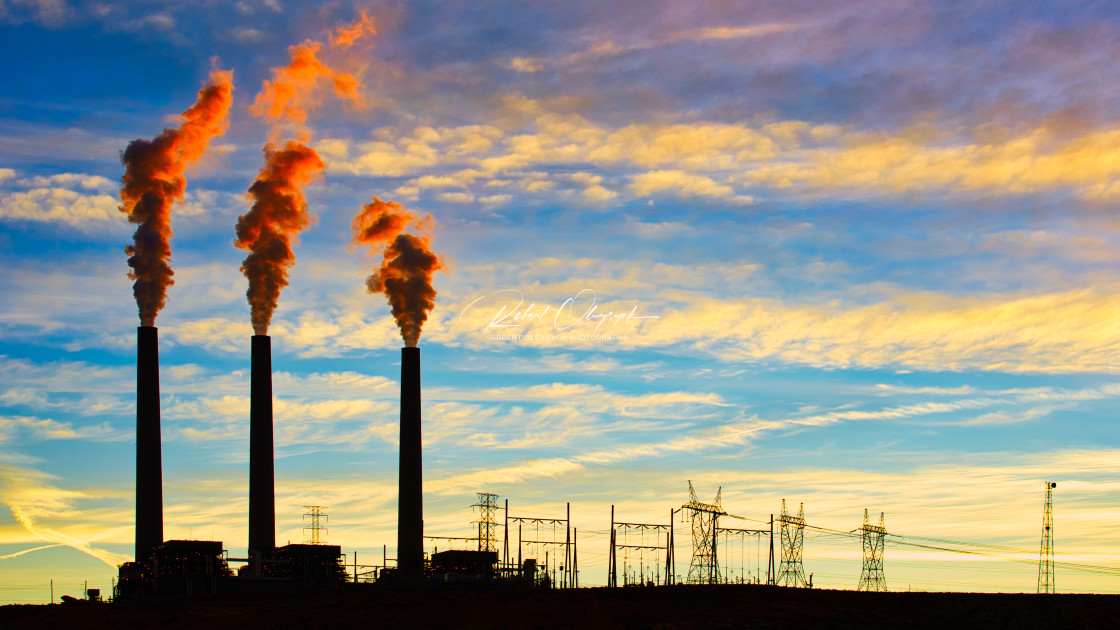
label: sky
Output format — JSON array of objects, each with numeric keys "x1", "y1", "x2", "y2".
[{"x1": 1, "y1": 0, "x2": 1120, "y2": 603}]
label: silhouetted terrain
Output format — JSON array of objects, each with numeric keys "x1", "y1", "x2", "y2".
[{"x1": 2, "y1": 584, "x2": 1117, "y2": 629}]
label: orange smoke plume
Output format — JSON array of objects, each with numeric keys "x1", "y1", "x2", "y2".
[
  {"x1": 235, "y1": 142, "x2": 325, "y2": 335},
  {"x1": 351, "y1": 197, "x2": 442, "y2": 347},
  {"x1": 330, "y1": 9, "x2": 377, "y2": 49},
  {"x1": 352, "y1": 196, "x2": 414, "y2": 243},
  {"x1": 120, "y1": 69, "x2": 234, "y2": 326},
  {"x1": 250, "y1": 40, "x2": 363, "y2": 125}
]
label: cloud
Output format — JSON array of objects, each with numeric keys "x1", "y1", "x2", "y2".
[
  {"x1": 430, "y1": 457, "x2": 585, "y2": 493},
  {"x1": 0, "y1": 415, "x2": 125, "y2": 442},
  {"x1": 631, "y1": 169, "x2": 752, "y2": 203},
  {"x1": 568, "y1": 172, "x2": 616, "y2": 202},
  {"x1": 2, "y1": 0, "x2": 74, "y2": 26},
  {"x1": 872, "y1": 384, "x2": 979, "y2": 396},
  {"x1": 15, "y1": 173, "x2": 114, "y2": 191},
  {"x1": 509, "y1": 57, "x2": 543, "y2": 73},
  {"x1": 506, "y1": 22, "x2": 802, "y2": 75},
  {"x1": 620, "y1": 287, "x2": 1120, "y2": 373},
  {"x1": 437, "y1": 191, "x2": 474, "y2": 203},
  {"x1": 974, "y1": 230, "x2": 1115, "y2": 263},
  {"x1": 310, "y1": 92, "x2": 1120, "y2": 209},
  {"x1": 670, "y1": 23, "x2": 801, "y2": 42},
  {"x1": 168, "y1": 317, "x2": 247, "y2": 353},
  {"x1": 623, "y1": 217, "x2": 695, "y2": 239},
  {"x1": 959, "y1": 407, "x2": 1052, "y2": 426},
  {"x1": 480, "y1": 194, "x2": 511, "y2": 205},
  {"x1": 316, "y1": 138, "x2": 439, "y2": 177},
  {"x1": 123, "y1": 12, "x2": 176, "y2": 32},
  {"x1": 0, "y1": 462, "x2": 131, "y2": 568},
  {"x1": 0, "y1": 187, "x2": 120, "y2": 229},
  {"x1": 232, "y1": 27, "x2": 268, "y2": 44},
  {"x1": 738, "y1": 127, "x2": 1120, "y2": 201}
]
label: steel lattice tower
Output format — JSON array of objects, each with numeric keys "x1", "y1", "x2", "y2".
[
  {"x1": 302, "y1": 505, "x2": 328, "y2": 544},
  {"x1": 1038, "y1": 481, "x2": 1057, "y2": 593},
  {"x1": 776, "y1": 499, "x2": 808, "y2": 587},
  {"x1": 857, "y1": 509, "x2": 887, "y2": 592},
  {"x1": 473, "y1": 492, "x2": 499, "y2": 553},
  {"x1": 683, "y1": 481, "x2": 725, "y2": 584}
]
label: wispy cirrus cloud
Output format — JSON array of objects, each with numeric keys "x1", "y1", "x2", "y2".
[{"x1": 0, "y1": 462, "x2": 131, "y2": 568}]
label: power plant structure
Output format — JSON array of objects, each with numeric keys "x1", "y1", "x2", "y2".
[
  {"x1": 110, "y1": 329, "x2": 1087, "y2": 599},
  {"x1": 116, "y1": 333, "x2": 347, "y2": 599},
  {"x1": 248, "y1": 334, "x2": 276, "y2": 576},
  {"x1": 115, "y1": 339, "x2": 540, "y2": 599},
  {"x1": 397, "y1": 346, "x2": 424, "y2": 579},
  {"x1": 134, "y1": 326, "x2": 163, "y2": 564}
]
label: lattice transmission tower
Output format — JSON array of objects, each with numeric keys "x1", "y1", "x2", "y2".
[
  {"x1": 1038, "y1": 481, "x2": 1056, "y2": 593},
  {"x1": 683, "y1": 480, "x2": 725, "y2": 584},
  {"x1": 776, "y1": 499, "x2": 808, "y2": 587},
  {"x1": 857, "y1": 509, "x2": 886, "y2": 592},
  {"x1": 303, "y1": 505, "x2": 328, "y2": 544},
  {"x1": 473, "y1": 492, "x2": 499, "y2": 553}
]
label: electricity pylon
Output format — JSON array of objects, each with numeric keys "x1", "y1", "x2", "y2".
[
  {"x1": 776, "y1": 499, "x2": 808, "y2": 587},
  {"x1": 1038, "y1": 481, "x2": 1056, "y2": 593},
  {"x1": 857, "y1": 509, "x2": 887, "y2": 592},
  {"x1": 303, "y1": 505, "x2": 328, "y2": 544},
  {"x1": 683, "y1": 481, "x2": 725, "y2": 584},
  {"x1": 473, "y1": 492, "x2": 499, "y2": 553}
]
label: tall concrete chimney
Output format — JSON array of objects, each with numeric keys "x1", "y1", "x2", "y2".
[
  {"x1": 397, "y1": 346, "x2": 423, "y2": 575},
  {"x1": 135, "y1": 326, "x2": 163, "y2": 561},
  {"x1": 249, "y1": 335, "x2": 275, "y2": 561}
]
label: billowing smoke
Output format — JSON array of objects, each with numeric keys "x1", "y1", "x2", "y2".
[
  {"x1": 330, "y1": 9, "x2": 377, "y2": 49},
  {"x1": 120, "y1": 70, "x2": 234, "y2": 326},
  {"x1": 351, "y1": 197, "x2": 442, "y2": 347},
  {"x1": 239, "y1": 18, "x2": 369, "y2": 334},
  {"x1": 235, "y1": 143, "x2": 324, "y2": 335},
  {"x1": 250, "y1": 40, "x2": 364, "y2": 127}
]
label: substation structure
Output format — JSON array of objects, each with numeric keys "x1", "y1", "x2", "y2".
[{"x1": 608, "y1": 482, "x2": 775, "y2": 587}]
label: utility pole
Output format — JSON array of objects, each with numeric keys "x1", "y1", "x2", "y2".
[
  {"x1": 667, "y1": 508, "x2": 675, "y2": 585},
  {"x1": 566, "y1": 502, "x2": 571, "y2": 589},
  {"x1": 767, "y1": 514, "x2": 774, "y2": 585},
  {"x1": 609, "y1": 504, "x2": 616, "y2": 587},
  {"x1": 574, "y1": 528, "x2": 579, "y2": 588},
  {"x1": 857, "y1": 509, "x2": 887, "y2": 592},
  {"x1": 1038, "y1": 481, "x2": 1057, "y2": 594}
]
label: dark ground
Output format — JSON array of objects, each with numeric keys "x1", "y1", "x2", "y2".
[{"x1": 2, "y1": 584, "x2": 1117, "y2": 629}]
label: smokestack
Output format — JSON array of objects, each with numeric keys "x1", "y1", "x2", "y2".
[
  {"x1": 397, "y1": 346, "x2": 423, "y2": 575},
  {"x1": 249, "y1": 335, "x2": 275, "y2": 560},
  {"x1": 135, "y1": 326, "x2": 163, "y2": 561}
]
